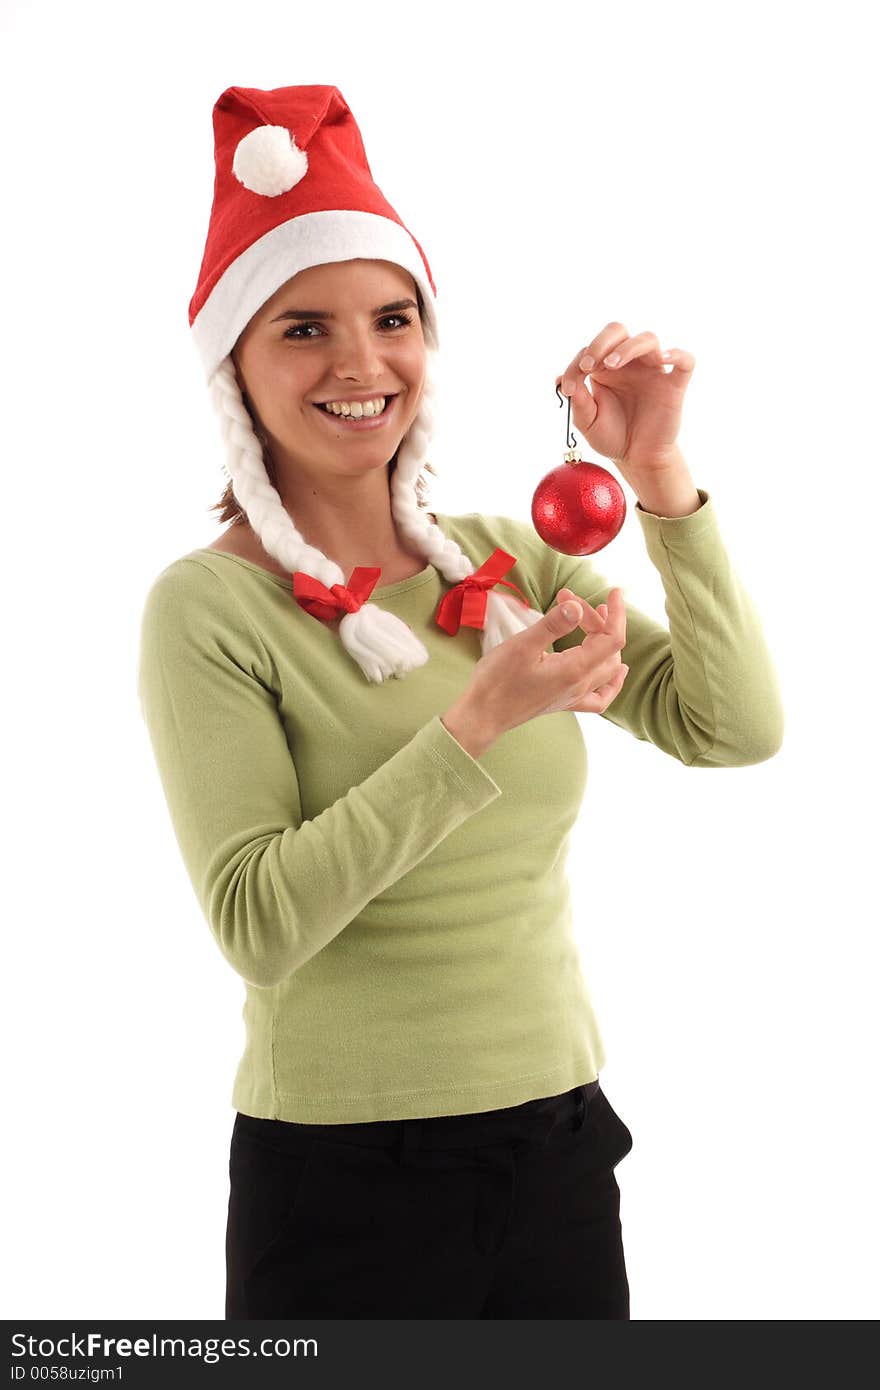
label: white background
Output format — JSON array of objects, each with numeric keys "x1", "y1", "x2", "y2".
[{"x1": 2, "y1": 0, "x2": 877, "y2": 1322}]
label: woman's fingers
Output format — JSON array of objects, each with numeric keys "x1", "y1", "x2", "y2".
[
  {"x1": 569, "y1": 660, "x2": 630, "y2": 714},
  {"x1": 596, "y1": 664, "x2": 629, "y2": 694},
  {"x1": 557, "y1": 587, "x2": 625, "y2": 642},
  {"x1": 556, "y1": 587, "x2": 603, "y2": 633}
]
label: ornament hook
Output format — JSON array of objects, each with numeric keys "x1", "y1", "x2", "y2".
[{"x1": 555, "y1": 384, "x2": 578, "y2": 453}]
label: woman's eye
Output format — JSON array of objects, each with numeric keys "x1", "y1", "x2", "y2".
[
  {"x1": 283, "y1": 323, "x2": 320, "y2": 340},
  {"x1": 283, "y1": 312, "x2": 413, "y2": 341}
]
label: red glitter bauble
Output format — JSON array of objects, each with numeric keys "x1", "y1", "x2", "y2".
[{"x1": 531, "y1": 458, "x2": 626, "y2": 555}]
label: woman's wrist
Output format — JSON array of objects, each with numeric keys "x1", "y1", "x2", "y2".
[{"x1": 440, "y1": 699, "x2": 497, "y2": 760}]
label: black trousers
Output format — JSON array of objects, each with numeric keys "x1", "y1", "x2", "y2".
[{"x1": 225, "y1": 1079, "x2": 633, "y2": 1319}]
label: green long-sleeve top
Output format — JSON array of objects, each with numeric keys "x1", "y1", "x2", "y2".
[{"x1": 136, "y1": 488, "x2": 783, "y2": 1123}]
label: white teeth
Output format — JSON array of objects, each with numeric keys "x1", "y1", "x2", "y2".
[{"x1": 321, "y1": 396, "x2": 386, "y2": 417}]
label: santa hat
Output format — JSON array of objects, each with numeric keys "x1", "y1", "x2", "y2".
[{"x1": 189, "y1": 84, "x2": 545, "y2": 683}]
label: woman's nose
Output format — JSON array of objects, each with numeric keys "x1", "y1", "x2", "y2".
[{"x1": 330, "y1": 335, "x2": 386, "y2": 381}]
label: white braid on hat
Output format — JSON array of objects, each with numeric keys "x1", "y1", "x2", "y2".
[{"x1": 207, "y1": 350, "x2": 545, "y2": 684}]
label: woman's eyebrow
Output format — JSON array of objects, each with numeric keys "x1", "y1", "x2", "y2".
[{"x1": 270, "y1": 298, "x2": 418, "y2": 323}]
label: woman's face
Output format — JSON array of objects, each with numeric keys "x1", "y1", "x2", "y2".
[{"x1": 231, "y1": 258, "x2": 427, "y2": 491}]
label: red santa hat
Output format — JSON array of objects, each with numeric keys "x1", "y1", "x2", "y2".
[{"x1": 189, "y1": 84, "x2": 544, "y2": 683}]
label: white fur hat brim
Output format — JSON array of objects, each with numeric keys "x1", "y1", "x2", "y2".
[{"x1": 191, "y1": 209, "x2": 439, "y2": 382}]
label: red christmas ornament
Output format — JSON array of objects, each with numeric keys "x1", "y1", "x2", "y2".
[{"x1": 531, "y1": 388, "x2": 627, "y2": 555}]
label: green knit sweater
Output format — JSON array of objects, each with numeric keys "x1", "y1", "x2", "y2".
[{"x1": 136, "y1": 489, "x2": 783, "y2": 1123}]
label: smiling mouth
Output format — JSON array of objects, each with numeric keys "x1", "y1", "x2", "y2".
[
  {"x1": 314, "y1": 393, "x2": 398, "y2": 408},
  {"x1": 312, "y1": 394, "x2": 399, "y2": 425}
]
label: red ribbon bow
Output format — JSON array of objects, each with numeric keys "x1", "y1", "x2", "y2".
[
  {"x1": 435, "y1": 548, "x2": 529, "y2": 635},
  {"x1": 292, "y1": 566, "x2": 381, "y2": 624}
]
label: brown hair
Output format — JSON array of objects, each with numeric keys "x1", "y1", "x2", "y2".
[{"x1": 208, "y1": 281, "x2": 437, "y2": 525}]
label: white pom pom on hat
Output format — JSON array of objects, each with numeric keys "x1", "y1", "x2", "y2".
[{"x1": 232, "y1": 124, "x2": 308, "y2": 197}]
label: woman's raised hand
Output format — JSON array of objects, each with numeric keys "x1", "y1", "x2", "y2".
[{"x1": 555, "y1": 321, "x2": 696, "y2": 478}]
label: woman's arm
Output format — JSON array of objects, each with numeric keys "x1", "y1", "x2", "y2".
[
  {"x1": 545, "y1": 489, "x2": 785, "y2": 767},
  {"x1": 137, "y1": 561, "x2": 501, "y2": 990}
]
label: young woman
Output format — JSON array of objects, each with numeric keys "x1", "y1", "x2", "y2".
[{"x1": 137, "y1": 83, "x2": 784, "y2": 1320}]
